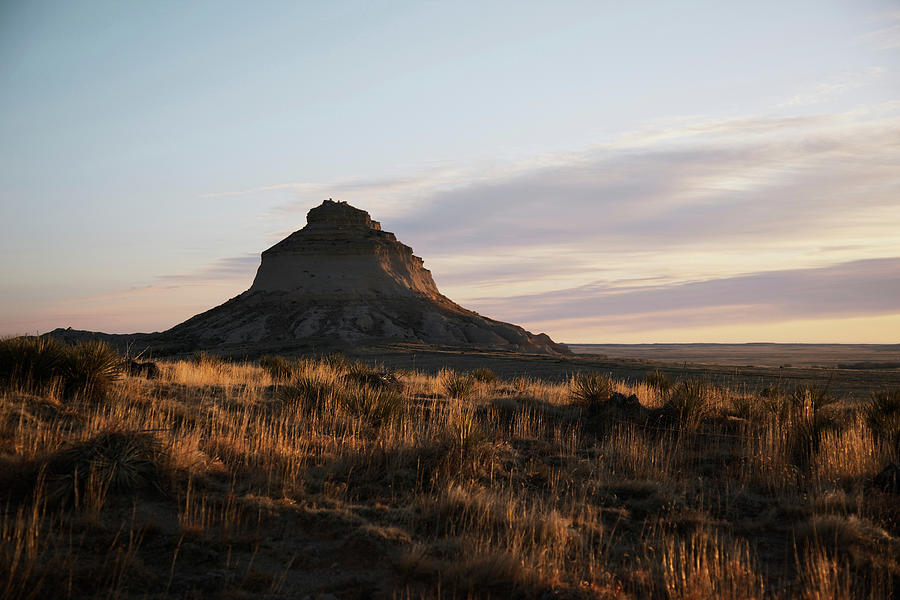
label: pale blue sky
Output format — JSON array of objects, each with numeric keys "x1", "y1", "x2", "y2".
[{"x1": 2, "y1": 1, "x2": 899, "y2": 341}]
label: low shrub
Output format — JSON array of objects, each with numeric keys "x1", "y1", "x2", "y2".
[
  {"x1": 865, "y1": 389, "x2": 900, "y2": 452},
  {"x1": 787, "y1": 385, "x2": 840, "y2": 467},
  {"x1": 63, "y1": 340, "x2": 122, "y2": 400},
  {"x1": 0, "y1": 336, "x2": 66, "y2": 392},
  {"x1": 470, "y1": 368, "x2": 497, "y2": 384},
  {"x1": 322, "y1": 352, "x2": 357, "y2": 373},
  {"x1": 443, "y1": 372, "x2": 477, "y2": 400},
  {"x1": 343, "y1": 369, "x2": 402, "y2": 391},
  {"x1": 664, "y1": 378, "x2": 714, "y2": 429},
  {"x1": 278, "y1": 373, "x2": 343, "y2": 411},
  {"x1": 0, "y1": 337, "x2": 121, "y2": 400},
  {"x1": 259, "y1": 354, "x2": 299, "y2": 381},
  {"x1": 340, "y1": 386, "x2": 403, "y2": 424},
  {"x1": 570, "y1": 372, "x2": 613, "y2": 413},
  {"x1": 51, "y1": 431, "x2": 164, "y2": 506},
  {"x1": 645, "y1": 369, "x2": 672, "y2": 392}
]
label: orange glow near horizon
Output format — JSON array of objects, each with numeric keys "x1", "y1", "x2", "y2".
[{"x1": 529, "y1": 313, "x2": 900, "y2": 345}]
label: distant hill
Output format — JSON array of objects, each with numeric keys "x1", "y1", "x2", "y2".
[{"x1": 46, "y1": 200, "x2": 568, "y2": 357}]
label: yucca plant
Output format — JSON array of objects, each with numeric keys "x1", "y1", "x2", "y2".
[
  {"x1": 786, "y1": 385, "x2": 839, "y2": 468},
  {"x1": 0, "y1": 336, "x2": 66, "y2": 392},
  {"x1": 570, "y1": 372, "x2": 613, "y2": 414},
  {"x1": 443, "y1": 372, "x2": 477, "y2": 400},
  {"x1": 42, "y1": 431, "x2": 165, "y2": 507},
  {"x1": 278, "y1": 373, "x2": 343, "y2": 412},
  {"x1": 322, "y1": 352, "x2": 358, "y2": 373},
  {"x1": 664, "y1": 378, "x2": 714, "y2": 429},
  {"x1": 645, "y1": 369, "x2": 672, "y2": 392},
  {"x1": 865, "y1": 389, "x2": 900, "y2": 453},
  {"x1": 63, "y1": 340, "x2": 122, "y2": 400},
  {"x1": 340, "y1": 386, "x2": 403, "y2": 425}
]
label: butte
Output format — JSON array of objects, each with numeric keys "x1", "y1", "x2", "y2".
[{"x1": 161, "y1": 200, "x2": 569, "y2": 355}]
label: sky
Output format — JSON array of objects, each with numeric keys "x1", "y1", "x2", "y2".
[{"x1": 1, "y1": 0, "x2": 899, "y2": 343}]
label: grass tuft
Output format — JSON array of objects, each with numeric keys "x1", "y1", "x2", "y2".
[
  {"x1": 865, "y1": 389, "x2": 900, "y2": 452},
  {"x1": 258, "y1": 354, "x2": 300, "y2": 381},
  {"x1": 40, "y1": 431, "x2": 165, "y2": 507},
  {"x1": 470, "y1": 368, "x2": 497, "y2": 384},
  {"x1": 645, "y1": 369, "x2": 672, "y2": 392},
  {"x1": 570, "y1": 372, "x2": 613, "y2": 413},
  {"x1": 340, "y1": 385, "x2": 403, "y2": 425},
  {"x1": 0, "y1": 337, "x2": 121, "y2": 400},
  {"x1": 787, "y1": 385, "x2": 840, "y2": 468},
  {"x1": 0, "y1": 336, "x2": 67, "y2": 393},
  {"x1": 277, "y1": 372, "x2": 342, "y2": 411},
  {"x1": 442, "y1": 371, "x2": 477, "y2": 400},
  {"x1": 63, "y1": 340, "x2": 122, "y2": 400},
  {"x1": 664, "y1": 378, "x2": 714, "y2": 429}
]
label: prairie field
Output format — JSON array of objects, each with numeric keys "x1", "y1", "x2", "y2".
[{"x1": 1, "y1": 340, "x2": 898, "y2": 599}]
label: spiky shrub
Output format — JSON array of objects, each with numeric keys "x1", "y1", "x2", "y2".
[
  {"x1": 865, "y1": 389, "x2": 900, "y2": 453},
  {"x1": 322, "y1": 352, "x2": 358, "y2": 373},
  {"x1": 664, "y1": 378, "x2": 714, "y2": 429},
  {"x1": 335, "y1": 359, "x2": 390, "y2": 387},
  {"x1": 63, "y1": 340, "x2": 122, "y2": 400},
  {"x1": 340, "y1": 386, "x2": 403, "y2": 425},
  {"x1": 569, "y1": 372, "x2": 613, "y2": 414},
  {"x1": 42, "y1": 431, "x2": 165, "y2": 507},
  {"x1": 786, "y1": 385, "x2": 839, "y2": 468},
  {"x1": 278, "y1": 373, "x2": 343, "y2": 412},
  {"x1": 259, "y1": 354, "x2": 297, "y2": 381},
  {"x1": 645, "y1": 369, "x2": 672, "y2": 392},
  {"x1": 470, "y1": 368, "x2": 497, "y2": 384},
  {"x1": 443, "y1": 372, "x2": 477, "y2": 400},
  {"x1": 0, "y1": 336, "x2": 66, "y2": 392}
]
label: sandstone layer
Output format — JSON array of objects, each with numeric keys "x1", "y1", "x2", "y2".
[{"x1": 163, "y1": 200, "x2": 569, "y2": 354}]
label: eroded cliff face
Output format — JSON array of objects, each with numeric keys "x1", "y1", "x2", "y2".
[
  {"x1": 165, "y1": 200, "x2": 569, "y2": 355},
  {"x1": 249, "y1": 201, "x2": 441, "y2": 299}
]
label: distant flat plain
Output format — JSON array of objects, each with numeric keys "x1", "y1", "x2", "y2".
[
  {"x1": 568, "y1": 343, "x2": 900, "y2": 367},
  {"x1": 360, "y1": 342, "x2": 900, "y2": 401}
]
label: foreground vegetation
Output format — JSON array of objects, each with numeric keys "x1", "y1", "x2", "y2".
[{"x1": 1, "y1": 338, "x2": 898, "y2": 598}]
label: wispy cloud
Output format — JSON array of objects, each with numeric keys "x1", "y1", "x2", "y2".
[
  {"x1": 177, "y1": 107, "x2": 900, "y2": 341},
  {"x1": 388, "y1": 110, "x2": 900, "y2": 298},
  {"x1": 467, "y1": 258, "x2": 900, "y2": 331},
  {"x1": 14, "y1": 106, "x2": 897, "y2": 340},
  {"x1": 859, "y1": 11, "x2": 900, "y2": 50},
  {"x1": 777, "y1": 67, "x2": 885, "y2": 108},
  {"x1": 156, "y1": 254, "x2": 259, "y2": 284}
]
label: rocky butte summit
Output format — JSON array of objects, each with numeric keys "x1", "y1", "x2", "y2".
[{"x1": 157, "y1": 200, "x2": 569, "y2": 354}]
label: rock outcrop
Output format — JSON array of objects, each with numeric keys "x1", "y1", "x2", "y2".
[{"x1": 164, "y1": 200, "x2": 569, "y2": 354}]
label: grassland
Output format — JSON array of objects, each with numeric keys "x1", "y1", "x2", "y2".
[
  {"x1": 568, "y1": 344, "x2": 900, "y2": 369},
  {"x1": 1, "y1": 341, "x2": 898, "y2": 598}
]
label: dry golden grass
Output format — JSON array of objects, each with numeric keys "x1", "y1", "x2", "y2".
[{"x1": 0, "y1": 351, "x2": 897, "y2": 598}]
